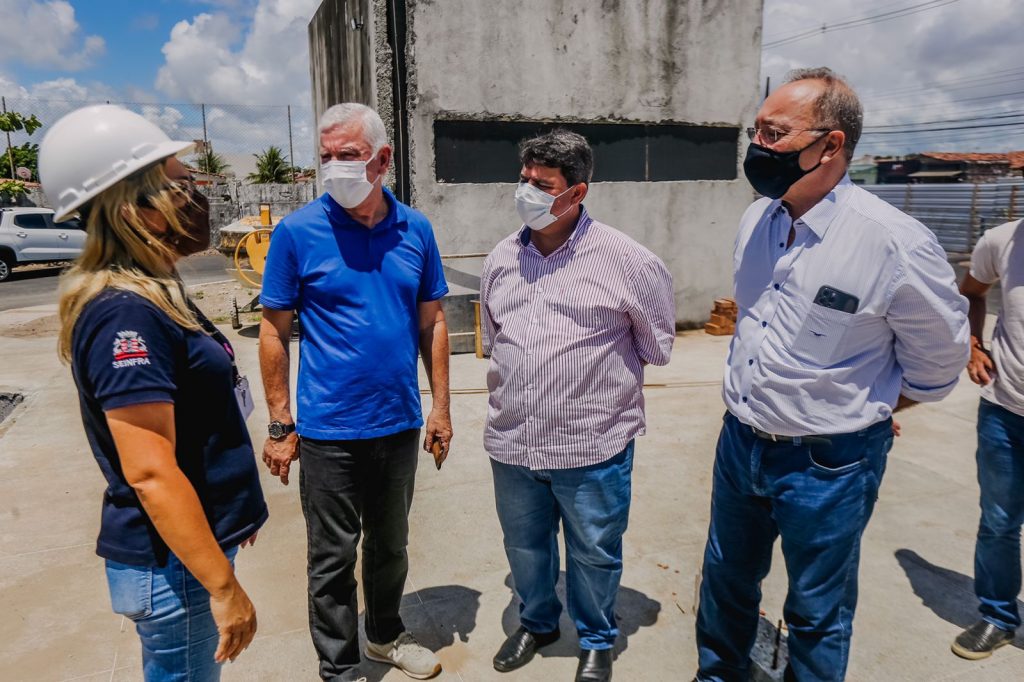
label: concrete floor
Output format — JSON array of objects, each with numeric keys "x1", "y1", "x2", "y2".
[{"x1": 1, "y1": 304, "x2": 1023, "y2": 681}]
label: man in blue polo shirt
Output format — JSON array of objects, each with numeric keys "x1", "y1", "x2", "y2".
[{"x1": 259, "y1": 102, "x2": 451, "y2": 681}]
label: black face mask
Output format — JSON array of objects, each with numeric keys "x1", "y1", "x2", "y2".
[{"x1": 743, "y1": 135, "x2": 828, "y2": 199}]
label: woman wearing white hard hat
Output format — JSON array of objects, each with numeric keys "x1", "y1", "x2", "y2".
[{"x1": 41, "y1": 104, "x2": 268, "y2": 681}]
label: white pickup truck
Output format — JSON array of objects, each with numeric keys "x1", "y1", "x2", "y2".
[{"x1": 0, "y1": 207, "x2": 85, "y2": 282}]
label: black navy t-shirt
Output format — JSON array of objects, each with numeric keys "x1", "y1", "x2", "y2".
[{"x1": 71, "y1": 289, "x2": 268, "y2": 567}]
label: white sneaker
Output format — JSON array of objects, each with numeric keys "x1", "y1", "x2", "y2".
[{"x1": 365, "y1": 632, "x2": 441, "y2": 679}]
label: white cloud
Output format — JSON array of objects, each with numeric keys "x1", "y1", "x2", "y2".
[
  {"x1": 155, "y1": 0, "x2": 320, "y2": 106},
  {"x1": 0, "y1": 0, "x2": 105, "y2": 70},
  {"x1": 761, "y1": 0, "x2": 1024, "y2": 155}
]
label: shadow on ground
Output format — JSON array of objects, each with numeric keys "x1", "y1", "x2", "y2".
[
  {"x1": 895, "y1": 548, "x2": 1024, "y2": 650},
  {"x1": 354, "y1": 584, "x2": 482, "y2": 682},
  {"x1": 499, "y1": 572, "x2": 661, "y2": 659}
]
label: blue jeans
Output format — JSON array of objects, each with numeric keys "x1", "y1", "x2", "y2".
[
  {"x1": 105, "y1": 547, "x2": 238, "y2": 682},
  {"x1": 696, "y1": 413, "x2": 891, "y2": 682},
  {"x1": 975, "y1": 398, "x2": 1024, "y2": 632},
  {"x1": 490, "y1": 442, "x2": 634, "y2": 650}
]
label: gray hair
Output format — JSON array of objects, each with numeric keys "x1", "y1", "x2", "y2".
[
  {"x1": 519, "y1": 128, "x2": 594, "y2": 186},
  {"x1": 785, "y1": 67, "x2": 863, "y2": 162},
  {"x1": 318, "y1": 103, "x2": 388, "y2": 151}
]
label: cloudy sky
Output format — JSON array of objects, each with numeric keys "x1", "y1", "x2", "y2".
[
  {"x1": 0, "y1": 0, "x2": 1020, "y2": 167},
  {"x1": 762, "y1": 0, "x2": 1024, "y2": 156}
]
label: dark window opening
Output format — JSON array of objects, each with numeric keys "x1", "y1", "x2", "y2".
[
  {"x1": 433, "y1": 119, "x2": 739, "y2": 184},
  {"x1": 13, "y1": 213, "x2": 56, "y2": 229}
]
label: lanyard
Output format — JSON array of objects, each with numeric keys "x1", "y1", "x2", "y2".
[{"x1": 187, "y1": 298, "x2": 240, "y2": 382}]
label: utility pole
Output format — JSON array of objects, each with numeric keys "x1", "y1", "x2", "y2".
[
  {"x1": 764, "y1": 76, "x2": 771, "y2": 99},
  {"x1": 287, "y1": 105, "x2": 296, "y2": 184},
  {"x1": 201, "y1": 103, "x2": 209, "y2": 155},
  {"x1": 1, "y1": 97, "x2": 14, "y2": 180}
]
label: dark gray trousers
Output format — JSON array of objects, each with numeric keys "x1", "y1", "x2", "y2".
[{"x1": 298, "y1": 429, "x2": 419, "y2": 681}]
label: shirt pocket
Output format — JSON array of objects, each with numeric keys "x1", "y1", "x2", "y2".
[
  {"x1": 789, "y1": 304, "x2": 856, "y2": 366},
  {"x1": 105, "y1": 560, "x2": 154, "y2": 621}
]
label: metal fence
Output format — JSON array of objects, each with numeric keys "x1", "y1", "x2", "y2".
[
  {"x1": 863, "y1": 180, "x2": 1022, "y2": 255},
  {"x1": 1, "y1": 96, "x2": 316, "y2": 182}
]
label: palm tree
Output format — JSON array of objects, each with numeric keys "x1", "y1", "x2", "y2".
[
  {"x1": 247, "y1": 146, "x2": 292, "y2": 183},
  {"x1": 194, "y1": 149, "x2": 231, "y2": 176}
]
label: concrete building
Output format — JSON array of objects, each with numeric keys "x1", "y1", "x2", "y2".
[
  {"x1": 849, "y1": 154, "x2": 878, "y2": 185},
  {"x1": 309, "y1": 0, "x2": 764, "y2": 326},
  {"x1": 876, "y1": 152, "x2": 1024, "y2": 184}
]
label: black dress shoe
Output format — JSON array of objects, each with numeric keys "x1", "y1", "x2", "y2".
[
  {"x1": 575, "y1": 648, "x2": 613, "y2": 682},
  {"x1": 492, "y1": 625, "x2": 560, "y2": 672},
  {"x1": 952, "y1": 620, "x2": 1015, "y2": 659}
]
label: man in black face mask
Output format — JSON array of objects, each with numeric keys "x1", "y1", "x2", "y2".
[{"x1": 693, "y1": 68, "x2": 970, "y2": 682}]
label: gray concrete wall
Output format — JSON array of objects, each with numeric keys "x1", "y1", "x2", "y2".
[
  {"x1": 201, "y1": 182, "x2": 317, "y2": 246},
  {"x1": 404, "y1": 0, "x2": 763, "y2": 324}
]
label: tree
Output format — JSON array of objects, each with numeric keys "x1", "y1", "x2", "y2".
[
  {"x1": 0, "y1": 111, "x2": 42, "y2": 181},
  {"x1": 0, "y1": 142, "x2": 40, "y2": 182},
  {"x1": 193, "y1": 149, "x2": 231, "y2": 176},
  {"x1": 0, "y1": 179, "x2": 27, "y2": 205},
  {"x1": 247, "y1": 145, "x2": 293, "y2": 183}
]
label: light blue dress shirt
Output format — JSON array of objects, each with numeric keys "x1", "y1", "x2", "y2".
[{"x1": 723, "y1": 175, "x2": 970, "y2": 436}]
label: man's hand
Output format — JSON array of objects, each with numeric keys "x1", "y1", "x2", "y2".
[
  {"x1": 424, "y1": 407, "x2": 453, "y2": 463},
  {"x1": 262, "y1": 432, "x2": 299, "y2": 485},
  {"x1": 210, "y1": 578, "x2": 257, "y2": 663},
  {"x1": 967, "y1": 343, "x2": 996, "y2": 386}
]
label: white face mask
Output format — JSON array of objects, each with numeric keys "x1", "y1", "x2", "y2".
[
  {"x1": 515, "y1": 182, "x2": 575, "y2": 231},
  {"x1": 321, "y1": 156, "x2": 380, "y2": 209}
]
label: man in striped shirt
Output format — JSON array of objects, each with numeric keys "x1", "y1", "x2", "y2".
[{"x1": 480, "y1": 129, "x2": 675, "y2": 682}]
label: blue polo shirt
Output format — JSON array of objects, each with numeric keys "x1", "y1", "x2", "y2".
[
  {"x1": 260, "y1": 189, "x2": 448, "y2": 439},
  {"x1": 72, "y1": 289, "x2": 268, "y2": 567}
]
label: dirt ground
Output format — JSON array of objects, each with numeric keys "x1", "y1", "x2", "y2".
[
  {"x1": 188, "y1": 279, "x2": 263, "y2": 326},
  {"x1": 0, "y1": 279, "x2": 263, "y2": 339}
]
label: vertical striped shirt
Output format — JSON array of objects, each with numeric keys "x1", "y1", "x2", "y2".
[
  {"x1": 480, "y1": 206, "x2": 675, "y2": 470},
  {"x1": 724, "y1": 175, "x2": 970, "y2": 436}
]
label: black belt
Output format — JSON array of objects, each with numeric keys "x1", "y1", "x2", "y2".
[{"x1": 750, "y1": 426, "x2": 832, "y2": 446}]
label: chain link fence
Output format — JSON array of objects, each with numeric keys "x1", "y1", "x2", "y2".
[{"x1": 1, "y1": 96, "x2": 316, "y2": 183}]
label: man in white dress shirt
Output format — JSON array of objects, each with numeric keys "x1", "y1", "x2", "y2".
[{"x1": 693, "y1": 67, "x2": 970, "y2": 682}]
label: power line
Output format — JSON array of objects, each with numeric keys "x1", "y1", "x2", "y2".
[
  {"x1": 865, "y1": 101, "x2": 1023, "y2": 127},
  {"x1": 762, "y1": 0, "x2": 896, "y2": 41},
  {"x1": 858, "y1": 65, "x2": 1024, "y2": 99},
  {"x1": 762, "y1": 0, "x2": 961, "y2": 50},
  {"x1": 864, "y1": 112, "x2": 1024, "y2": 129},
  {"x1": 867, "y1": 89, "x2": 1024, "y2": 115},
  {"x1": 861, "y1": 121, "x2": 1024, "y2": 136},
  {"x1": 861, "y1": 74, "x2": 1024, "y2": 103}
]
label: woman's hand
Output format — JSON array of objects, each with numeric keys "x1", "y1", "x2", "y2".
[{"x1": 210, "y1": 578, "x2": 258, "y2": 663}]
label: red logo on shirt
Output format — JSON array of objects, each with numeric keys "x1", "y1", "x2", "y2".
[{"x1": 112, "y1": 331, "x2": 151, "y2": 367}]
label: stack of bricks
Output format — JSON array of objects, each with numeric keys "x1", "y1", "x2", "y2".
[{"x1": 705, "y1": 298, "x2": 737, "y2": 336}]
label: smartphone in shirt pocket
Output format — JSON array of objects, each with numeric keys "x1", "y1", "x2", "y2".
[{"x1": 790, "y1": 286, "x2": 860, "y2": 366}]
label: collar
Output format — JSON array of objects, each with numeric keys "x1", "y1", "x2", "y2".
[
  {"x1": 321, "y1": 186, "x2": 408, "y2": 231},
  {"x1": 519, "y1": 204, "x2": 593, "y2": 247},
  {"x1": 771, "y1": 174, "x2": 853, "y2": 240}
]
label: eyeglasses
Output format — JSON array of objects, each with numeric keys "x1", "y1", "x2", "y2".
[
  {"x1": 746, "y1": 126, "x2": 831, "y2": 146},
  {"x1": 137, "y1": 177, "x2": 197, "y2": 209}
]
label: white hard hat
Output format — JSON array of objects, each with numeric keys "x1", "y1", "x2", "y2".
[{"x1": 39, "y1": 104, "x2": 194, "y2": 221}]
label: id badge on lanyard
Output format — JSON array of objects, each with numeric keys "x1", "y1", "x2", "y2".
[
  {"x1": 234, "y1": 375, "x2": 255, "y2": 420},
  {"x1": 189, "y1": 298, "x2": 254, "y2": 421}
]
